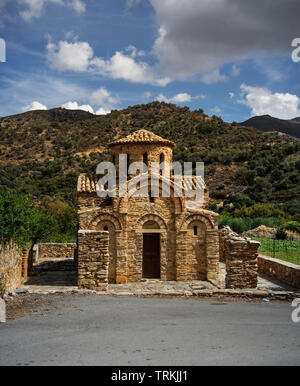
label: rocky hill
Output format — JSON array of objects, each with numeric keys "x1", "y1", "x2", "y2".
[
  {"x1": 0, "y1": 102, "x2": 299, "y2": 206},
  {"x1": 241, "y1": 115, "x2": 300, "y2": 139}
]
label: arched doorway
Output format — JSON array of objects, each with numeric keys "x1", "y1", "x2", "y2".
[{"x1": 142, "y1": 220, "x2": 161, "y2": 279}]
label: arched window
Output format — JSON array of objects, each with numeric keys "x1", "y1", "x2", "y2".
[
  {"x1": 104, "y1": 226, "x2": 108, "y2": 231},
  {"x1": 160, "y1": 153, "x2": 164, "y2": 175},
  {"x1": 194, "y1": 226, "x2": 198, "y2": 236},
  {"x1": 127, "y1": 153, "x2": 130, "y2": 175},
  {"x1": 143, "y1": 152, "x2": 148, "y2": 166},
  {"x1": 149, "y1": 189, "x2": 154, "y2": 203}
]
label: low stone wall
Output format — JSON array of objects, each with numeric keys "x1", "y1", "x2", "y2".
[
  {"x1": 36, "y1": 243, "x2": 76, "y2": 260},
  {"x1": 258, "y1": 255, "x2": 300, "y2": 289},
  {"x1": 219, "y1": 227, "x2": 260, "y2": 289},
  {"x1": 0, "y1": 243, "x2": 29, "y2": 295},
  {"x1": 78, "y1": 230, "x2": 109, "y2": 291}
]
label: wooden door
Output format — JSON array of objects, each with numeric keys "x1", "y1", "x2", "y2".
[{"x1": 143, "y1": 233, "x2": 161, "y2": 279}]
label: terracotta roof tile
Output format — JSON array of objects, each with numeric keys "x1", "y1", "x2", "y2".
[
  {"x1": 108, "y1": 129, "x2": 176, "y2": 148},
  {"x1": 77, "y1": 174, "x2": 98, "y2": 193}
]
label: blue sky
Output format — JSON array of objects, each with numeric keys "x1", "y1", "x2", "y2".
[{"x1": 0, "y1": 0, "x2": 300, "y2": 122}]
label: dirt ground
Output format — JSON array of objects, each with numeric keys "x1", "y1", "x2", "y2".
[
  {"x1": 4, "y1": 293, "x2": 288, "y2": 321},
  {"x1": 5, "y1": 294, "x2": 59, "y2": 320}
]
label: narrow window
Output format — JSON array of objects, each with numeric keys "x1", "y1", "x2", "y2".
[
  {"x1": 160, "y1": 153, "x2": 164, "y2": 175},
  {"x1": 143, "y1": 152, "x2": 148, "y2": 166},
  {"x1": 127, "y1": 153, "x2": 130, "y2": 174},
  {"x1": 112, "y1": 155, "x2": 116, "y2": 165},
  {"x1": 149, "y1": 190, "x2": 154, "y2": 203},
  {"x1": 194, "y1": 226, "x2": 198, "y2": 236},
  {"x1": 104, "y1": 226, "x2": 108, "y2": 231}
]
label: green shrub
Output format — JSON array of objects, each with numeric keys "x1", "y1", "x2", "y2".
[
  {"x1": 275, "y1": 227, "x2": 288, "y2": 240},
  {"x1": 284, "y1": 221, "x2": 300, "y2": 234},
  {"x1": 235, "y1": 203, "x2": 285, "y2": 219}
]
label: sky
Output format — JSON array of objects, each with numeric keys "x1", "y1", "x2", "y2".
[{"x1": 0, "y1": 0, "x2": 300, "y2": 122}]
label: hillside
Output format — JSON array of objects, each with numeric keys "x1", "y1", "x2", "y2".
[
  {"x1": 0, "y1": 102, "x2": 299, "y2": 208},
  {"x1": 241, "y1": 115, "x2": 300, "y2": 138}
]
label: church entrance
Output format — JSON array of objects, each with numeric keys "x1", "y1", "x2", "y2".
[{"x1": 142, "y1": 233, "x2": 161, "y2": 279}]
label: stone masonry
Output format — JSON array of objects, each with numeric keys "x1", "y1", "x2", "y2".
[
  {"x1": 220, "y1": 227, "x2": 260, "y2": 289},
  {"x1": 36, "y1": 243, "x2": 76, "y2": 260},
  {"x1": 77, "y1": 230, "x2": 109, "y2": 291}
]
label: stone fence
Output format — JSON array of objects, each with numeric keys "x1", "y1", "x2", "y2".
[
  {"x1": 78, "y1": 230, "x2": 109, "y2": 291},
  {"x1": 258, "y1": 255, "x2": 300, "y2": 289},
  {"x1": 0, "y1": 243, "x2": 29, "y2": 295},
  {"x1": 35, "y1": 243, "x2": 76, "y2": 261},
  {"x1": 219, "y1": 227, "x2": 260, "y2": 289}
]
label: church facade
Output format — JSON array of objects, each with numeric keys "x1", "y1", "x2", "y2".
[{"x1": 77, "y1": 129, "x2": 220, "y2": 290}]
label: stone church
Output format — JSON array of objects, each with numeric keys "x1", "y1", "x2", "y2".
[{"x1": 77, "y1": 129, "x2": 220, "y2": 290}]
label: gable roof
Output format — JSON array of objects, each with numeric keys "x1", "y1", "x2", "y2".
[{"x1": 108, "y1": 129, "x2": 176, "y2": 148}]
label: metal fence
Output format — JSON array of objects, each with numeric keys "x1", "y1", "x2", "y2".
[{"x1": 255, "y1": 238, "x2": 300, "y2": 265}]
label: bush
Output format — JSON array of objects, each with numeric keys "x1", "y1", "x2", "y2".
[
  {"x1": 284, "y1": 221, "x2": 300, "y2": 234},
  {"x1": 219, "y1": 216, "x2": 252, "y2": 234},
  {"x1": 275, "y1": 227, "x2": 288, "y2": 240},
  {"x1": 235, "y1": 203, "x2": 285, "y2": 219},
  {"x1": 219, "y1": 216, "x2": 283, "y2": 234}
]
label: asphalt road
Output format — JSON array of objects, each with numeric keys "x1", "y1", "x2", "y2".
[{"x1": 0, "y1": 295, "x2": 299, "y2": 366}]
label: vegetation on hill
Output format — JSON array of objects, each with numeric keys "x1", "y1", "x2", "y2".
[
  {"x1": 241, "y1": 114, "x2": 300, "y2": 138},
  {"x1": 0, "y1": 102, "x2": 299, "y2": 241}
]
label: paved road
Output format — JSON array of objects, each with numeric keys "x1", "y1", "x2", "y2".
[{"x1": 0, "y1": 295, "x2": 299, "y2": 366}]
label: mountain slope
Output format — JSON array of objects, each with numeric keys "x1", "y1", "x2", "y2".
[
  {"x1": 241, "y1": 115, "x2": 300, "y2": 138},
  {"x1": 0, "y1": 102, "x2": 299, "y2": 205}
]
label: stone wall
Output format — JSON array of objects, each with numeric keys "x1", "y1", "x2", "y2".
[
  {"x1": 0, "y1": 243, "x2": 29, "y2": 295},
  {"x1": 219, "y1": 227, "x2": 259, "y2": 289},
  {"x1": 77, "y1": 230, "x2": 109, "y2": 291},
  {"x1": 258, "y1": 255, "x2": 300, "y2": 289},
  {"x1": 37, "y1": 243, "x2": 76, "y2": 260}
]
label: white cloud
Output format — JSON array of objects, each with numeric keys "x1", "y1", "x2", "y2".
[
  {"x1": 47, "y1": 40, "x2": 170, "y2": 86},
  {"x1": 69, "y1": 0, "x2": 85, "y2": 14},
  {"x1": 95, "y1": 107, "x2": 111, "y2": 115},
  {"x1": 150, "y1": 0, "x2": 300, "y2": 80},
  {"x1": 90, "y1": 87, "x2": 118, "y2": 106},
  {"x1": 90, "y1": 87, "x2": 119, "y2": 114},
  {"x1": 24, "y1": 100, "x2": 48, "y2": 111},
  {"x1": 201, "y1": 69, "x2": 228, "y2": 85},
  {"x1": 47, "y1": 40, "x2": 93, "y2": 72},
  {"x1": 211, "y1": 106, "x2": 221, "y2": 115},
  {"x1": 155, "y1": 92, "x2": 193, "y2": 104},
  {"x1": 18, "y1": 0, "x2": 86, "y2": 22},
  {"x1": 61, "y1": 101, "x2": 94, "y2": 114},
  {"x1": 91, "y1": 50, "x2": 170, "y2": 86},
  {"x1": 240, "y1": 84, "x2": 300, "y2": 119},
  {"x1": 229, "y1": 92, "x2": 235, "y2": 99}
]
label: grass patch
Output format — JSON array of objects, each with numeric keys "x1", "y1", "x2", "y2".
[{"x1": 253, "y1": 237, "x2": 300, "y2": 265}]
